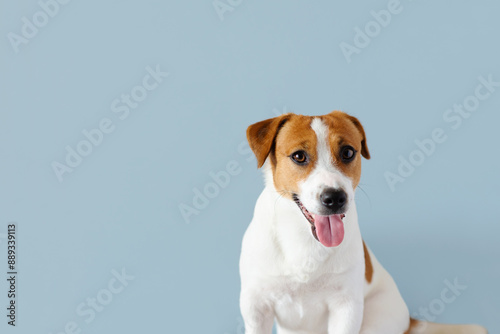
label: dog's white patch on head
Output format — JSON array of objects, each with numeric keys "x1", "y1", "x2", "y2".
[
  {"x1": 298, "y1": 117, "x2": 354, "y2": 216},
  {"x1": 311, "y1": 117, "x2": 336, "y2": 175}
]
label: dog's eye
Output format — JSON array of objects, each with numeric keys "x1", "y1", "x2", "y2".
[
  {"x1": 290, "y1": 151, "x2": 308, "y2": 165},
  {"x1": 340, "y1": 146, "x2": 356, "y2": 162}
]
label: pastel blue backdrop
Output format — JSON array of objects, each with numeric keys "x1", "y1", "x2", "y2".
[{"x1": 1, "y1": 0, "x2": 499, "y2": 333}]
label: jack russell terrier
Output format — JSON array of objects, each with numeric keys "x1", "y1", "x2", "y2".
[{"x1": 239, "y1": 111, "x2": 487, "y2": 334}]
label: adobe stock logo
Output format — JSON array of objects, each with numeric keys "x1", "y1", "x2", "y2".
[
  {"x1": 178, "y1": 145, "x2": 254, "y2": 224},
  {"x1": 7, "y1": 0, "x2": 71, "y2": 54},
  {"x1": 339, "y1": 0, "x2": 417, "y2": 64},
  {"x1": 49, "y1": 268, "x2": 134, "y2": 334},
  {"x1": 384, "y1": 74, "x2": 499, "y2": 192},
  {"x1": 213, "y1": 0, "x2": 243, "y2": 21},
  {"x1": 51, "y1": 64, "x2": 169, "y2": 182},
  {"x1": 178, "y1": 106, "x2": 293, "y2": 224},
  {"x1": 411, "y1": 277, "x2": 468, "y2": 327}
]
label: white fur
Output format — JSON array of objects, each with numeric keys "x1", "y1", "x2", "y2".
[
  {"x1": 240, "y1": 118, "x2": 487, "y2": 334},
  {"x1": 299, "y1": 118, "x2": 355, "y2": 217}
]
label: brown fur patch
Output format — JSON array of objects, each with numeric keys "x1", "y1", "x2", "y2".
[
  {"x1": 404, "y1": 318, "x2": 420, "y2": 334},
  {"x1": 319, "y1": 111, "x2": 370, "y2": 189},
  {"x1": 272, "y1": 115, "x2": 318, "y2": 199},
  {"x1": 246, "y1": 113, "x2": 291, "y2": 168},
  {"x1": 363, "y1": 241, "x2": 373, "y2": 283}
]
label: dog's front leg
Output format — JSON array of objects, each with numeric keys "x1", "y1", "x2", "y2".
[
  {"x1": 240, "y1": 291, "x2": 274, "y2": 334},
  {"x1": 327, "y1": 295, "x2": 364, "y2": 334}
]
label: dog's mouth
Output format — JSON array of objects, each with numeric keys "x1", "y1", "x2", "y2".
[{"x1": 293, "y1": 195, "x2": 345, "y2": 248}]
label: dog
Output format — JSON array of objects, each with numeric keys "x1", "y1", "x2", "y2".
[{"x1": 239, "y1": 111, "x2": 487, "y2": 334}]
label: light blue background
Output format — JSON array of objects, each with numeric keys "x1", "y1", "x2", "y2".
[{"x1": 1, "y1": 0, "x2": 499, "y2": 333}]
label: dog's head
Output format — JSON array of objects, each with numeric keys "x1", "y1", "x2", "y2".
[{"x1": 247, "y1": 111, "x2": 370, "y2": 247}]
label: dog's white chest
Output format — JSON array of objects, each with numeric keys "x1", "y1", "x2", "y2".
[
  {"x1": 264, "y1": 272, "x2": 350, "y2": 333},
  {"x1": 271, "y1": 284, "x2": 330, "y2": 332}
]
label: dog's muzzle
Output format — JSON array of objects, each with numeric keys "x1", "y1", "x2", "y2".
[{"x1": 293, "y1": 194, "x2": 346, "y2": 248}]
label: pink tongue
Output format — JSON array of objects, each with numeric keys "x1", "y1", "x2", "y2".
[{"x1": 313, "y1": 214, "x2": 345, "y2": 247}]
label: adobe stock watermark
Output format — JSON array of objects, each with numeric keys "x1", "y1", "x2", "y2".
[
  {"x1": 178, "y1": 142, "x2": 254, "y2": 224},
  {"x1": 271, "y1": 106, "x2": 295, "y2": 117},
  {"x1": 339, "y1": 0, "x2": 417, "y2": 64},
  {"x1": 213, "y1": 0, "x2": 243, "y2": 21},
  {"x1": 410, "y1": 277, "x2": 468, "y2": 332},
  {"x1": 178, "y1": 106, "x2": 293, "y2": 224},
  {"x1": 48, "y1": 268, "x2": 134, "y2": 334},
  {"x1": 51, "y1": 64, "x2": 169, "y2": 183},
  {"x1": 384, "y1": 74, "x2": 499, "y2": 192},
  {"x1": 7, "y1": 0, "x2": 71, "y2": 54}
]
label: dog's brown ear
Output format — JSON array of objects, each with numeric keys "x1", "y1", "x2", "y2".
[
  {"x1": 347, "y1": 115, "x2": 370, "y2": 159},
  {"x1": 247, "y1": 114, "x2": 291, "y2": 168}
]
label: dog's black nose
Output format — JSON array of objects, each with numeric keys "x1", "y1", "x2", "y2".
[{"x1": 320, "y1": 188, "x2": 347, "y2": 212}]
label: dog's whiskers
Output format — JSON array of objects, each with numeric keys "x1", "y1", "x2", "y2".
[
  {"x1": 357, "y1": 184, "x2": 372, "y2": 208},
  {"x1": 274, "y1": 190, "x2": 293, "y2": 210}
]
